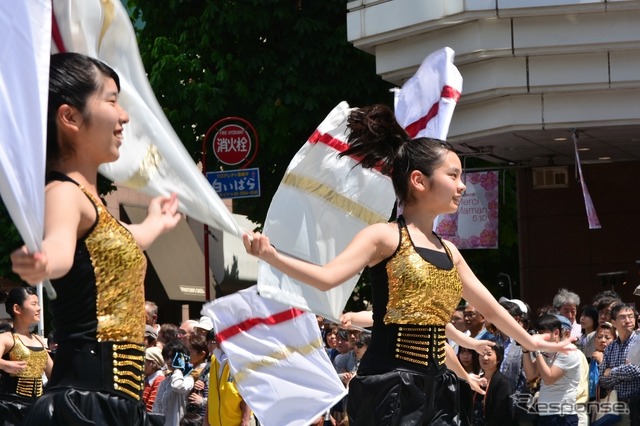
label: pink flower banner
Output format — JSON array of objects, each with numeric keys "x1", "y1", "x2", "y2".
[{"x1": 435, "y1": 171, "x2": 499, "y2": 249}]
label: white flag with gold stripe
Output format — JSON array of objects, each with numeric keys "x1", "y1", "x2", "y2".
[{"x1": 256, "y1": 102, "x2": 395, "y2": 321}]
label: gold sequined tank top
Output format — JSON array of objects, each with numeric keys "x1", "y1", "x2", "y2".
[
  {"x1": 83, "y1": 187, "x2": 147, "y2": 342},
  {"x1": 1, "y1": 332, "x2": 48, "y2": 399},
  {"x1": 360, "y1": 217, "x2": 463, "y2": 373},
  {"x1": 48, "y1": 172, "x2": 147, "y2": 344},
  {"x1": 384, "y1": 220, "x2": 462, "y2": 325}
]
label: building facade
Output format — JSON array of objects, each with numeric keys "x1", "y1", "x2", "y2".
[{"x1": 346, "y1": 0, "x2": 640, "y2": 309}]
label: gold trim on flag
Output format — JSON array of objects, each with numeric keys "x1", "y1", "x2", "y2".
[
  {"x1": 122, "y1": 145, "x2": 162, "y2": 189},
  {"x1": 234, "y1": 337, "x2": 324, "y2": 384},
  {"x1": 282, "y1": 173, "x2": 387, "y2": 225},
  {"x1": 99, "y1": 0, "x2": 116, "y2": 49}
]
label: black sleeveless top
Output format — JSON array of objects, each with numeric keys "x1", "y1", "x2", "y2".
[
  {"x1": 45, "y1": 172, "x2": 147, "y2": 401},
  {"x1": 46, "y1": 171, "x2": 147, "y2": 344},
  {"x1": 358, "y1": 216, "x2": 463, "y2": 375}
]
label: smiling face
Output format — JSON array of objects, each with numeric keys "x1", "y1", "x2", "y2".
[
  {"x1": 77, "y1": 77, "x2": 129, "y2": 165},
  {"x1": 414, "y1": 151, "x2": 466, "y2": 214}
]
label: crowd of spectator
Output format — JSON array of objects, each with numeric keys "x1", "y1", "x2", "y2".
[
  {"x1": 440, "y1": 288, "x2": 640, "y2": 426},
  {"x1": 3, "y1": 287, "x2": 640, "y2": 426},
  {"x1": 314, "y1": 287, "x2": 640, "y2": 426}
]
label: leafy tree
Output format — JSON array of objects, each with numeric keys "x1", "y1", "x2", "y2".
[
  {"x1": 128, "y1": 0, "x2": 394, "y2": 223},
  {"x1": 1, "y1": 1, "x2": 519, "y2": 305}
]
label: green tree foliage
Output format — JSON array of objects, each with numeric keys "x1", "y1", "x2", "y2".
[
  {"x1": 0, "y1": 198, "x2": 23, "y2": 282},
  {"x1": 0, "y1": 1, "x2": 519, "y2": 305},
  {"x1": 128, "y1": 0, "x2": 394, "y2": 223}
]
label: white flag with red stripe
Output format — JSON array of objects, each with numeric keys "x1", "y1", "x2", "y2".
[
  {"x1": 202, "y1": 286, "x2": 347, "y2": 426},
  {"x1": 50, "y1": 0, "x2": 244, "y2": 237},
  {"x1": 256, "y1": 102, "x2": 395, "y2": 322},
  {"x1": 394, "y1": 46, "x2": 462, "y2": 140}
]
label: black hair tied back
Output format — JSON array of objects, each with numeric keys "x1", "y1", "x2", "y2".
[{"x1": 342, "y1": 104, "x2": 410, "y2": 175}]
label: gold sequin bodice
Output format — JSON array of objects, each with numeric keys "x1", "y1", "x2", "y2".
[
  {"x1": 384, "y1": 224, "x2": 462, "y2": 325},
  {"x1": 8, "y1": 333, "x2": 48, "y2": 379},
  {"x1": 6, "y1": 333, "x2": 48, "y2": 398},
  {"x1": 81, "y1": 188, "x2": 147, "y2": 343}
]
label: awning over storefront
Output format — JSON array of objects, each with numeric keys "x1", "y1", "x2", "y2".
[{"x1": 123, "y1": 204, "x2": 215, "y2": 302}]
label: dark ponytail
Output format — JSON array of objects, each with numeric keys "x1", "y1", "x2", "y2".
[
  {"x1": 342, "y1": 104, "x2": 455, "y2": 204},
  {"x1": 342, "y1": 104, "x2": 409, "y2": 176}
]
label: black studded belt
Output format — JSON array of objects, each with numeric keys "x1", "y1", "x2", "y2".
[
  {"x1": 390, "y1": 324, "x2": 447, "y2": 367},
  {"x1": 48, "y1": 340, "x2": 145, "y2": 402}
]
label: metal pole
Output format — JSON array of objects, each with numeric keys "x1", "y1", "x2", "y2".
[
  {"x1": 202, "y1": 133, "x2": 211, "y2": 302},
  {"x1": 37, "y1": 283, "x2": 44, "y2": 336},
  {"x1": 204, "y1": 225, "x2": 210, "y2": 301}
]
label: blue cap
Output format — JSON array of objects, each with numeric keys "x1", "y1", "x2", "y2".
[{"x1": 554, "y1": 314, "x2": 573, "y2": 331}]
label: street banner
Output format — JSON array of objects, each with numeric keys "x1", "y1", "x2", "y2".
[{"x1": 435, "y1": 171, "x2": 499, "y2": 249}]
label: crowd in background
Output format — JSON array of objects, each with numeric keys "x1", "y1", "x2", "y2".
[
  {"x1": 2, "y1": 287, "x2": 640, "y2": 426},
  {"x1": 445, "y1": 288, "x2": 640, "y2": 426}
]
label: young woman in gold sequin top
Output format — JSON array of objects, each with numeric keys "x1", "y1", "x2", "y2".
[
  {"x1": 0, "y1": 286, "x2": 53, "y2": 424},
  {"x1": 10, "y1": 53, "x2": 180, "y2": 425},
  {"x1": 244, "y1": 104, "x2": 574, "y2": 425}
]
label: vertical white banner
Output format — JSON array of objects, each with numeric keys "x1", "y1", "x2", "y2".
[{"x1": 0, "y1": 0, "x2": 56, "y2": 306}]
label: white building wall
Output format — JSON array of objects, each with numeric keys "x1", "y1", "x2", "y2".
[{"x1": 346, "y1": 0, "x2": 640, "y2": 148}]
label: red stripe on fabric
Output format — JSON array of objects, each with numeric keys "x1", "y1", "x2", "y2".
[
  {"x1": 404, "y1": 85, "x2": 461, "y2": 138},
  {"x1": 216, "y1": 308, "x2": 307, "y2": 343},
  {"x1": 405, "y1": 103, "x2": 439, "y2": 138},
  {"x1": 307, "y1": 130, "x2": 385, "y2": 173},
  {"x1": 51, "y1": 6, "x2": 66, "y2": 53},
  {"x1": 308, "y1": 130, "x2": 350, "y2": 153},
  {"x1": 441, "y1": 85, "x2": 461, "y2": 102}
]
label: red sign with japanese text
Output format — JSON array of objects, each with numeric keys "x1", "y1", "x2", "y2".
[{"x1": 212, "y1": 124, "x2": 252, "y2": 165}]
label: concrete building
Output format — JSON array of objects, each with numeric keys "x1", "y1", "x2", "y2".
[{"x1": 346, "y1": 0, "x2": 640, "y2": 310}]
